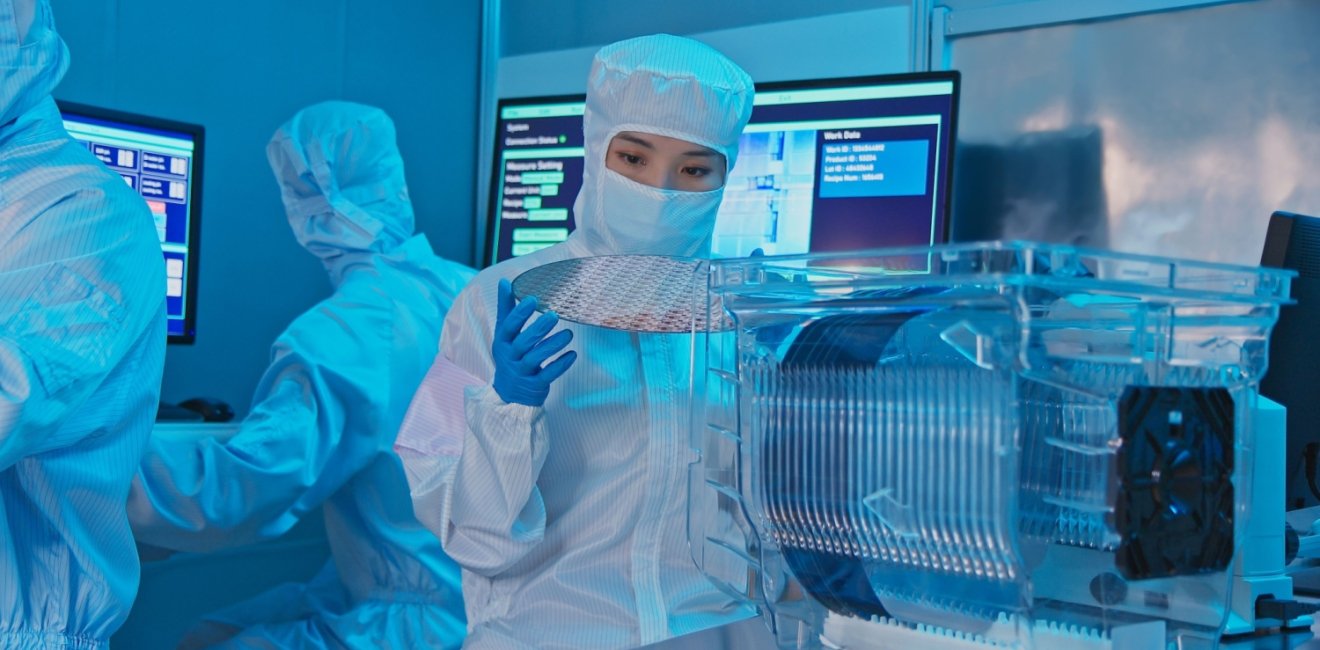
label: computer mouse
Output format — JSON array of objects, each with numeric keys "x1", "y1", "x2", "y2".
[{"x1": 177, "y1": 397, "x2": 235, "y2": 423}]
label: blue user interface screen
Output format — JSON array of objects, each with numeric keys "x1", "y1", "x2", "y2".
[
  {"x1": 62, "y1": 112, "x2": 197, "y2": 338},
  {"x1": 487, "y1": 74, "x2": 958, "y2": 265}
]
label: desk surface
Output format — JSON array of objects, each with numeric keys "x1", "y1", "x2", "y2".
[{"x1": 151, "y1": 420, "x2": 241, "y2": 441}]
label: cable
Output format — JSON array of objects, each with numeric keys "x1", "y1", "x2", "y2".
[{"x1": 1307, "y1": 442, "x2": 1320, "y2": 503}]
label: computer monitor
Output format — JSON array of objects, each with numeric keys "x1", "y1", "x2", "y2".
[
  {"x1": 1260, "y1": 210, "x2": 1320, "y2": 510},
  {"x1": 57, "y1": 101, "x2": 204, "y2": 344},
  {"x1": 485, "y1": 71, "x2": 960, "y2": 267}
]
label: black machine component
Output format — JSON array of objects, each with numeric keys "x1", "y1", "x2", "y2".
[
  {"x1": 1089, "y1": 572, "x2": 1128, "y2": 606},
  {"x1": 1255, "y1": 595, "x2": 1320, "y2": 623},
  {"x1": 1114, "y1": 386, "x2": 1235, "y2": 580}
]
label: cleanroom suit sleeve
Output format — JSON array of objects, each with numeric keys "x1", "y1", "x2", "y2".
[
  {"x1": 399, "y1": 278, "x2": 552, "y2": 576},
  {"x1": 0, "y1": 183, "x2": 159, "y2": 472},
  {"x1": 128, "y1": 286, "x2": 395, "y2": 552}
]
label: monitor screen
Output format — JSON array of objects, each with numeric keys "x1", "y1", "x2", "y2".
[
  {"x1": 58, "y1": 102, "x2": 204, "y2": 344},
  {"x1": 485, "y1": 71, "x2": 960, "y2": 266}
]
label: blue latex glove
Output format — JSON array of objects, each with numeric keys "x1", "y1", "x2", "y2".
[{"x1": 491, "y1": 278, "x2": 577, "y2": 407}]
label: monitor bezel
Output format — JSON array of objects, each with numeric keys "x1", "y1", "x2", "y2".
[
  {"x1": 485, "y1": 92, "x2": 586, "y2": 269},
  {"x1": 56, "y1": 100, "x2": 206, "y2": 345},
  {"x1": 483, "y1": 70, "x2": 961, "y2": 269},
  {"x1": 1259, "y1": 209, "x2": 1320, "y2": 511}
]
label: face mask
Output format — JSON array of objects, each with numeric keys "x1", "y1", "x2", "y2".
[
  {"x1": 587, "y1": 168, "x2": 723, "y2": 258},
  {"x1": 287, "y1": 208, "x2": 385, "y2": 287}
]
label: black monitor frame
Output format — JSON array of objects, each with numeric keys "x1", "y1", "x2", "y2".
[
  {"x1": 751, "y1": 70, "x2": 960, "y2": 253},
  {"x1": 484, "y1": 92, "x2": 585, "y2": 269},
  {"x1": 56, "y1": 100, "x2": 205, "y2": 345},
  {"x1": 1260, "y1": 210, "x2": 1320, "y2": 510},
  {"x1": 483, "y1": 70, "x2": 961, "y2": 269}
]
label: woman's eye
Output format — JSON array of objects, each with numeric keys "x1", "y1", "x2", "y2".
[
  {"x1": 682, "y1": 166, "x2": 710, "y2": 177},
  {"x1": 617, "y1": 152, "x2": 643, "y2": 166}
]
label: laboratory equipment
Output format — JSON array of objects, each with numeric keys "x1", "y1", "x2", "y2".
[
  {"x1": 58, "y1": 101, "x2": 204, "y2": 343},
  {"x1": 687, "y1": 241, "x2": 1296, "y2": 649},
  {"x1": 484, "y1": 71, "x2": 959, "y2": 266}
]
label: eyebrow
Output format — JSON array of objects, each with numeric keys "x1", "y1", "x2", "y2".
[
  {"x1": 616, "y1": 133, "x2": 655, "y2": 150},
  {"x1": 616, "y1": 133, "x2": 718, "y2": 158}
]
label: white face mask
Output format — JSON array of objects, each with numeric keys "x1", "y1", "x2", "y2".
[{"x1": 582, "y1": 167, "x2": 724, "y2": 258}]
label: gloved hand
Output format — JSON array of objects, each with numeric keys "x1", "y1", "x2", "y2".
[{"x1": 492, "y1": 278, "x2": 577, "y2": 407}]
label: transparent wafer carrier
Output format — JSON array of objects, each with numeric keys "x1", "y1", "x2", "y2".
[{"x1": 687, "y1": 241, "x2": 1292, "y2": 649}]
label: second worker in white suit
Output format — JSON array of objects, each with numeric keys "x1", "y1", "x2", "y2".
[{"x1": 128, "y1": 101, "x2": 473, "y2": 649}]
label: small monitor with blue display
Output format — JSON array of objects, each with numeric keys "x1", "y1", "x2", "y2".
[
  {"x1": 485, "y1": 71, "x2": 960, "y2": 267},
  {"x1": 58, "y1": 101, "x2": 204, "y2": 344}
]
